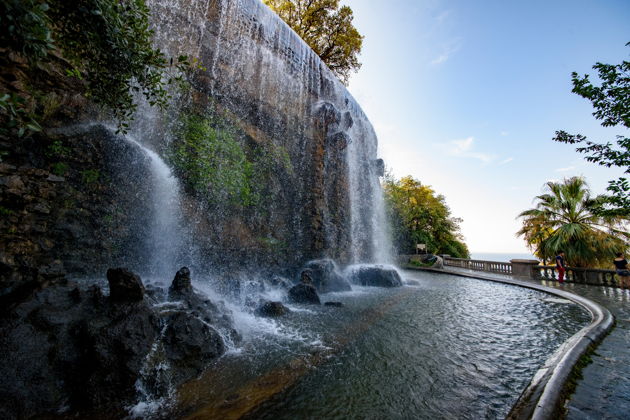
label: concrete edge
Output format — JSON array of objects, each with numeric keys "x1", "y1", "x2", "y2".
[{"x1": 402, "y1": 266, "x2": 615, "y2": 420}]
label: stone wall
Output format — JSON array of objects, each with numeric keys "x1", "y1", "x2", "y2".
[{"x1": 0, "y1": 124, "x2": 155, "y2": 306}]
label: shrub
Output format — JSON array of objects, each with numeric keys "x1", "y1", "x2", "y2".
[{"x1": 170, "y1": 113, "x2": 257, "y2": 207}]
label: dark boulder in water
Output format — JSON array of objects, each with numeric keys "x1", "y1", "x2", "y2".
[
  {"x1": 106, "y1": 267, "x2": 145, "y2": 301},
  {"x1": 300, "y1": 268, "x2": 314, "y2": 285},
  {"x1": 288, "y1": 283, "x2": 321, "y2": 304},
  {"x1": 256, "y1": 301, "x2": 290, "y2": 317},
  {"x1": 167, "y1": 267, "x2": 241, "y2": 346},
  {"x1": 170, "y1": 266, "x2": 193, "y2": 297},
  {"x1": 163, "y1": 312, "x2": 226, "y2": 384},
  {"x1": 324, "y1": 301, "x2": 344, "y2": 307},
  {"x1": 303, "y1": 259, "x2": 351, "y2": 293},
  {"x1": 348, "y1": 265, "x2": 403, "y2": 288}
]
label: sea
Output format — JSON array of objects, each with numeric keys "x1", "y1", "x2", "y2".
[{"x1": 470, "y1": 252, "x2": 537, "y2": 263}]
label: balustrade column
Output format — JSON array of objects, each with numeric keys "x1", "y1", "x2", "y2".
[{"x1": 510, "y1": 259, "x2": 540, "y2": 279}]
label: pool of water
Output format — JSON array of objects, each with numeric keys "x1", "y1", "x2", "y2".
[{"x1": 171, "y1": 270, "x2": 590, "y2": 419}]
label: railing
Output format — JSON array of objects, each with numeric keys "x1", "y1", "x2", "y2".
[
  {"x1": 536, "y1": 265, "x2": 619, "y2": 287},
  {"x1": 400, "y1": 255, "x2": 623, "y2": 288},
  {"x1": 443, "y1": 257, "x2": 513, "y2": 275}
]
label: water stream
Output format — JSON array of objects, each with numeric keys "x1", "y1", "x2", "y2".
[{"x1": 124, "y1": 136, "x2": 187, "y2": 278}]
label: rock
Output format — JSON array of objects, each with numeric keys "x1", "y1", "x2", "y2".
[
  {"x1": 170, "y1": 266, "x2": 193, "y2": 296},
  {"x1": 288, "y1": 283, "x2": 321, "y2": 304},
  {"x1": 0, "y1": 175, "x2": 24, "y2": 190},
  {"x1": 317, "y1": 102, "x2": 341, "y2": 126},
  {"x1": 31, "y1": 202, "x2": 50, "y2": 214},
  {"x1": 373, "y1": 159, "x2": 385, "y2": 177},
  {"x1": 303, "y1": 259, "x2": 351, "y2": 293},
  {"x1": 327, "y1": 132, "x2": 351, "y2": 150},
  {"x1": 300, "y1": 268, "x2": 314, "y2": 285},
  {"x1": 76, "y1": 298, "x2": 160, "y2": 410},
  {"x1": 268, "y1": 275, "x2": 292, "y2": 289},
  {"x1": 341, "y1": 111, "x2": 354, "y2": 130},
  {"x1": 167, "y1": 268, "x2": 241, "y2": 346},
  {"x1": 255, "y1": 301, "x2": 289, "y2": 317},
  {"x1": 324, "y1": 301, "x2": 344, "y2": 307},
  {"x1": 46, "y1": 174, "x2": 65, "y2": 182},
  {"x1": 106, "y1": 267, "x2": 145, "y2": 301},
  {"x1": 0, "y1": 163, "x2": 17, "y2": 173},
  {"x1": 0, "y1": 280, "x2": 159, "y2": 419},
  {"x1": 348, "y1": 265, "x2": 403, "y2": 288},
  {"x1": 0, "y1": 266, "x2": 241, "y2": 419},
  {"x1": 163, "y1": 312, "x2": 225, "y2": 384},
  {"x1": 38, "y1": 260, "x2": 66, "y2": 282}
]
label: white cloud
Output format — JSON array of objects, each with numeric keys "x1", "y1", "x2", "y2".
[
  {"x1": 430, "y1": 40, "x2": 461, "y2": 65},
  {"x1": 451, "y1": 137, "x2": 474, "y2": 153},
  {"x1": 430, "y1": 53, "x2": 450, "y2": 65},
  {"x1": 446, "y1": 136, "x2": 496, "y2": 163},
  {"x1": 500, "y1": 157, "x2": 514, "y2": 165},
  {"x1": 500, "y1": 131, "x2": 509, "y2": 136},
  {"x1": 435, "y1": 10, "x2": 451, "y2": 24},
  {"x1": 555, "y1": 166, "x2": 575, "y2": 172}
]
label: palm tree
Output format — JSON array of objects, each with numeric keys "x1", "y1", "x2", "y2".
[{"x1": 518, "y1": 177, "x2": 629, "y2": 268}]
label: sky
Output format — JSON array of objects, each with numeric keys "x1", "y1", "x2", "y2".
[{"x1": 342, "y1": 0, "x2": 629, "y2": 253}]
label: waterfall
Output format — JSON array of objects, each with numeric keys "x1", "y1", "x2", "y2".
[
  {"x1": 137, "y1": 0, "x2": 392, "y2": 268},
  {"x1": 124, "y1": 135, "x2": 187, "y2": 280}
]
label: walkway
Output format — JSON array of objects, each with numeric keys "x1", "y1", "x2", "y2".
[{"x1": 442, "y1": 267, "x2": 630, "y2": 419}]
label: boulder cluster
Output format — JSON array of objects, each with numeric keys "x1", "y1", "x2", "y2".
[
  {"x1": 255, "y1": 259, "x2": 402, "y2": 316},
  {"x1": 0, "y1": 266, "x2": 237, "y2": 420},
  {"x1": 0, "y1": 258, "x2": 404, "y2": 419}
]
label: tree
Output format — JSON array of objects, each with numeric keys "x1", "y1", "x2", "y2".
[
  {"x1": 553, "y1": 43, "x2": 629, "y2": 216},
  {"x1": 518, "y1": 177, "x2": 629, "y2": 268},
  {"x1": 383, "y1": 175, "x2": 470, "y2": 258},
  {"x1": 263, "y1": 0, "x2": 363, "y2": 84},
  {"x1": 0, "y1": 0, "x2": 187, "y2": 133}
]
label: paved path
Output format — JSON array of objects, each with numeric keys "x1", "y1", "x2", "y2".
[{"x1": 442, "y1": 267, "x2": 630, "y2": 419}]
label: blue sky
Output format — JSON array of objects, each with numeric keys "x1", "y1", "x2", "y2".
[{"x1": 343, "y1": 0, "x2": 629, "y2": 253}]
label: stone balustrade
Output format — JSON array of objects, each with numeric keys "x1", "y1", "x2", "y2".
[
  {"x1": 399, "y1": 255, "x2": 623, "y2": 288},
  {"x1": 442, "y1": 257, "x2": 514, "y2": 274},
  {"x1": 535, "y1": 265, "x2": 619, "y2": 287}
]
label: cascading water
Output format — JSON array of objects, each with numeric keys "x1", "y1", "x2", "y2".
[
  {"x1": 98, "y1": 1, "x2": 400, "y2": 414},
  {"x1": 124, "y1": 136, "x2": 186, "y2": 279},
  {"x1": 143, "y1": 0, "x2": 393, "y2": 266}
]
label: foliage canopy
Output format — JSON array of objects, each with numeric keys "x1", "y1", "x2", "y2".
[
  {"x1": 0, "y1": 0, "x2": 185, "y2": 133},
  {"x1": 383, "y1": 175, "x2": 470, "y2": 258},
  {"x1": 518, "y1": 177, "x2": 628, "y2": 268},
  {"x1": 553, "y1": 43, "x2": 629, "y2": 216},
  {"x1": 263, "y1": 0, "x2": 363, "y2": 85}
]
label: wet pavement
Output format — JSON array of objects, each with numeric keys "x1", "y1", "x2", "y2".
[
  {"x1": 443, "y1": 267, "x2": 630, "y2": 419},
  {"x1": 543, "y1": 282, "x2": 630, "y2": 420}
]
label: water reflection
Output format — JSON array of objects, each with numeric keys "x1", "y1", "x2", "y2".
[{"x1": 177, "y1": 271, "x2": 590, "y2": 419}]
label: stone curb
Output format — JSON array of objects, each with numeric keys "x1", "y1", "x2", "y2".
[{"x1": 402, "y1": 266, "x2": 615, "y2": 420}]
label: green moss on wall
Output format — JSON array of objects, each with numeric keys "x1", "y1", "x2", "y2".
[{"x1": 168, "y1": 106, "x2": 295, "y2": 211}]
